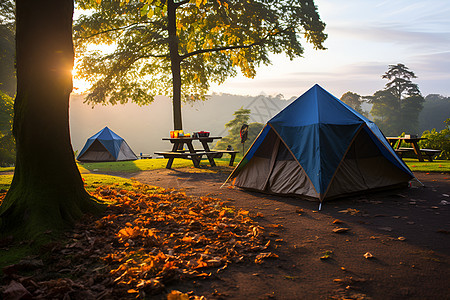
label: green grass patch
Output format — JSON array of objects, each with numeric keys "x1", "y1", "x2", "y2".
[
  {"x1": 0, "y1": 174, "x2": 135, "y2": 193},
  {"x1": 0, "y1": 166, "x2": 14, "y2": 172},
  {"x1": 82, "y1": 174, "x2": 135, "y2": 192},
  {"x1": 0, "y1": 174, "x2": 12, "y2": 190},
  {"x1": 403, "y1": 158, "x2": 450, "y2": 173},
  {"x1": 79, "y1": 157, "x2": 236, "y2": 173}
]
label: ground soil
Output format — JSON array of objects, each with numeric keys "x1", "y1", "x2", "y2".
[{"x1": 96, "y1": 167, "x2": 450, "y2": 300}]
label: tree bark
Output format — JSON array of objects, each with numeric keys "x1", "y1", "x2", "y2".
[
  {"x1": 0, "y1": 0, "x2": 103, "y2": 241},
  {"x1": 167, "y1": 0, "x2": 183, "y2": 130}
]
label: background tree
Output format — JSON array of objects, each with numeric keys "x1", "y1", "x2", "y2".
[
  {"x1": 0, "y1": 0, "x2": 102, "y2": 241},
  {"x1": 215, "y1": 107, "x2": 263, "y2": 154},
  {"x1": 0, "y1": 0, "x2": 16, "y2": 97},
  {"x1": 74, "y1": 0, "x2": 327, "y2": 130},
  {"x1": 369, "y1": 64, "x2": 424, "y2": 135},
  {"x1": 0, "y1": 91, "x2": 14, "y2": 166},
  {"x1": 0, "y1": 0, "x2": 14, "y2": 23},
  {"x1": 419, "y1": 118, "x2": 450, "y2": 160},
  {"x1": 340, "y1": 91, "x2": 367, "y2": 117},
  {"x1": 0, "y1": 0, "x2": 16, "y2": 166},
  {"x1": 368, "y1": 89, "x2": 399, "y2": 134}
]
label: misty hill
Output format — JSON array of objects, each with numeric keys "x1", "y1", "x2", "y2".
[{"x1": 69, "y1": 93, "x2": 291, "y2": 156}]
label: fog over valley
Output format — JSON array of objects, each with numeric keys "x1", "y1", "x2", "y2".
[{"x1": 69, "y1": 93, "x2": 292, "y2": 156}]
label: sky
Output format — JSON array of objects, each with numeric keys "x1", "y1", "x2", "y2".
[
  {"x1": 208, "y1": 0, "x2": 450, "y2": 99},
  {"x1": 73, "y1": 0, "x2": 450, "y2": 100}
]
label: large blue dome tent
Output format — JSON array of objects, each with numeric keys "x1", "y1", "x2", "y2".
[
  {"x1": 225, "y1": 84, "x2": 415, "y2": 203},
  {"x1": 77, "y1": 127, "x2": 138, "y2": 162}
]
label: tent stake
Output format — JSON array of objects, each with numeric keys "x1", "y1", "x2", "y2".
[{"x1": 318, "y1": 202, "x2": 322, "y2": 211}]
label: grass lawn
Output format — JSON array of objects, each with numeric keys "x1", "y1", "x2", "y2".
[
  {"x1": 0, "y1": 173, "x2": 135, "y2": 192},
  {"x1": 1, "y1": 156, "x2": 449, "y2": 176},
  {"x1": 402, "y1": 158, "x2": 450, "y2": 172},
  {"x1": 79, "y1": 157, "x2": 450, "y2": 174},
  {"x1": 0, "y1": 166, "x2": 14, "y2": 172},
  {"x1": 78, "y1": 157, "x2": 237, "y2": 173}
]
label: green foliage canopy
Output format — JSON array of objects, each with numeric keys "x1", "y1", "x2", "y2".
[
  {"x1": 340, "y1": 91, "x2": 367, "y2": 117},
  {"x1": 0, "y1": 0, "x2": 14, "y2": 26},
  {"x1": 382, "y1": 63, "x2": 421, "y2": 99},
  {"x1": 0, "y1": 0, "x2": 15, "y2": 97},
  {"x1": 215, "y1": 107, "x2": 264, "y2": 154},
  {"x1": 74, "y1": 0, "x2": 327, "y2": 129},
  {"x1": 369, "y1": 64, "x2": 424, "y2": 136},
  {"x1": 0, "y1": 91, "x2": 14, "y2": 166},
  {"x1": 419, "y1": 118, "x2": 450, "y2": 160}
]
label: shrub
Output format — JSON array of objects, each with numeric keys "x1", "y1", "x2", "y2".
[{"x1": 419, "y1": 118, "x2": 450, "y2": 160}]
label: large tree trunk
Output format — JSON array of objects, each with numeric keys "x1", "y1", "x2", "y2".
[
  {"x1": 167, "y1": 0, "x2": 183, "y2": 130},
  {"x1": 0, "y1": 0, "x2": 103, "y2": 241}
]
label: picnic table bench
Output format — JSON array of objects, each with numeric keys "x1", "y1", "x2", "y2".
[
  {"x1": 387, "y1": 136, "x2": 434, "y2": 162},
  {"x1": 138, "y1": 153, "x2": 152, "y2": 159},
  {"x1": 213, "y1": 150, "x2": 239, "y2": 166},
  {"x1": 155, "y1": 136, "x2": 239, "y2": 168},
  {"x1": 395, "y1": 147, "x2": 442, "y2": 162}
]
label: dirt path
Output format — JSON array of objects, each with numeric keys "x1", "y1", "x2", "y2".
[{"x1": 100, "y1": 167, "x2": 450, "y2": 299}]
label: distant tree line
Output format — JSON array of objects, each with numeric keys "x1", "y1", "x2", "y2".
[
  {"x1": 419, "y1": 94, "x2": 450, "y2": 133},
  {"x1": 340, "y1": 63, "x2": 449, "y2": 136}
]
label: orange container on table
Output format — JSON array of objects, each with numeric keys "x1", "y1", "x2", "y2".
[{"x1": 170, "y1": 131, "x2": 175, "y2": 138}]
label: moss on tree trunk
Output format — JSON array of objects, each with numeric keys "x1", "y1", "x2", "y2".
[{"x1": 0, "y1": 0, "x2": 104, "y2": 241}]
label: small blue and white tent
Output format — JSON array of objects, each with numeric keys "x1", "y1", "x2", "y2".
[
  {"x1": 226, "y1": 84, "x2": 414, "y2": 202},
  {"x1": 77, "y1": 127, "x2": 137, "y2": 162}
]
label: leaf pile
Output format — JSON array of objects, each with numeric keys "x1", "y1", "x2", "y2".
[{"x1": 1, "y1": 182, "x2": 272, "y2": 299}]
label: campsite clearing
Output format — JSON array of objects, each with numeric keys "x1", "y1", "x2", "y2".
[
  {"x1": 0, "y1": 165, "x2": 449, "y2": 299},
  {"x1": 127, "y1": 167, "x2": 450, "y2": 300}
]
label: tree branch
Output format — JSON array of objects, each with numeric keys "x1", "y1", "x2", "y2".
[
  {"x1": 174, "y1": 0, "x2": 190, "y2": 8},
  {"x1": 179, "y1": 24, "x2": 293, "y2": 60},
  {"x1": 180, "y1": 41, "x2": 261, "y2": 60},
  {"x1": 140, "y1": 53, "x2": 169, "y2": 59},
  {"x1": 76, "y1": 21, "x2": 156, "y2": 40}
]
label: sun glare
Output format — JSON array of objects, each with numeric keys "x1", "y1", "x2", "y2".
[{"x1": 71, "y1": 69, "x2": 91, "y2": 94}]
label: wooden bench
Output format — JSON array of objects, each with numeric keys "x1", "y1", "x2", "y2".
[
  {"x1": 214, "y1": 150, "x2": 239, "y2": 166},
  {"x1": 396, "y1": 147, "x2": 442, "y2": 162},
  {"x1": 419, "y1": 149, "x2": 442, "y2": 162},
  {"x1": 154, "y1": 150, "x2": 240, "y2": 168},
  {"x1": 154, "y1": 151, "x2": 221, "y2": 168},
  {"x1": 394, "y1": 148, "x2": 414, "y2": 158}
]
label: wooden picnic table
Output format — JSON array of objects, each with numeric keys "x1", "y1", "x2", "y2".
[
  {"x1": 155, "y1": 136, "x2": 239, "y2": 168},
  {"x1": 386, "y1": 137, "x2": 434, "y2": 162}
]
